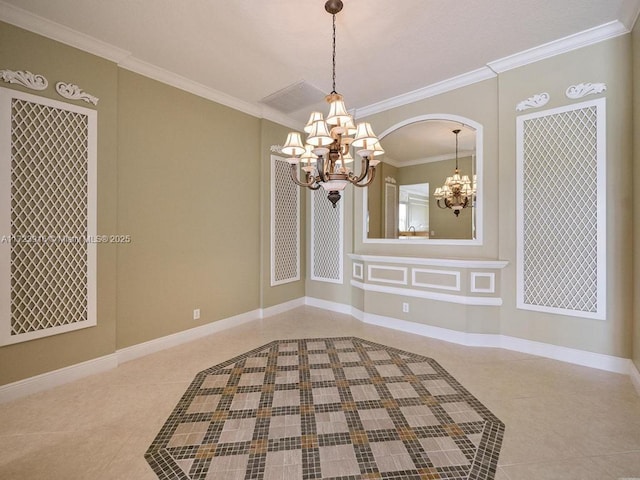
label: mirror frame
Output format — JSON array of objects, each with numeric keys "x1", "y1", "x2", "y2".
[{"x1": 363, "y1": 113, "x2": 483, "y2": 245}]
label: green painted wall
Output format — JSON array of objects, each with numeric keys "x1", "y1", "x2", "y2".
[
  {"x1": 497, "y1": 35, "x2": 633, "y2": 357},
  {"x1": 0, "y1": 22, "x2": 118, "y2": 384},
  {"x1": 0, "y1": 21, "x2": 304, "y2": 385},
  {"x1": 116, "y1": 70, "x2": 262, "y2": 348},
  {"x1": 633, "y1": 19, "x2": 640, "y2": 371}
]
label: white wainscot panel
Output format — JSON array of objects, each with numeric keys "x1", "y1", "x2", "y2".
[
  {"x1": 352, "y1": 262, "x2": 364, "y2": 280},
  {"x1": 412, "y1": 269, "x2": 461, "y2": 291},
  {"x1": 470, "y1": 272, "x2": 495, "y2": 293},
  {"x1": 367, "y1": 265, "x2": 408, "y2": 286}
]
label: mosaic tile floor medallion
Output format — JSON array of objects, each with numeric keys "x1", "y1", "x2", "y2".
[{"x1": 146, "y1": 337, "x2": 504, "y2": 480}]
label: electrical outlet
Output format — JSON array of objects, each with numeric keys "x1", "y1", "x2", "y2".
[
  {"x1": 193, "y1": 308, "x2": 200, "y2": 320},
  {"x1": 402, "y1": 302, "x2": 409, "y2": 313}
]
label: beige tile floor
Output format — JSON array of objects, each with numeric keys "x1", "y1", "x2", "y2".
[{"x1": 1, "y1": 306, "x2": 639, "y2": 480}]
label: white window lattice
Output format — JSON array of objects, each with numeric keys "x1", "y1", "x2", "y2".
[
  {"x1": 516, "y1": 98, "x2": 606, "y2": 320},
  {"x1": 311, "y1": 189, "x2": 343, "y2": 283},
  {"x1": 270, "y1": 156, "x2": 300, "y2": 285},
  {"x1": 0, "y1": 88, "x2": 97, "y2": 345}
]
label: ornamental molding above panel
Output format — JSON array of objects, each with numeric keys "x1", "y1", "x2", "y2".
[
  {"x1": 0, "y1": 69, "x2": 48, "y2": 90},
  {"x1": 385, "y1": 176, "x2": 397, "y2": 184},
  {"x1": 516, "y1": 92, "x2": 549, "y2": 111},
  {"x1": 270, "y1": 144, "x2": 284, "y2": 154},
  {"x1": 55, "y1": 82, "x2": 99, "y2": 105},
  {"x1": 565, "y1": 82, "x2": 607, "y2": 99}
]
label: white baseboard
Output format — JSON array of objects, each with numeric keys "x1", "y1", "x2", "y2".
[
  {"x1": 304, "y1": 296, "x2": 353, "y2": 315},
  {"x1": 116, "y1": 308, "x2": 262, "y2": 364},
  {"x1": 0, "y1": 353, "x2": 118, "y2": 404},
  {"x1": 1, "y1": 297, "x2": 636, "y2": 403},
  {"x1": 630, "y1": 362, "x2": 640, "y2": 396},
  {"x1": 0, "y1": 302, "x2": 303, "y2": 404},
  {"x1": 261, "y1": 298, "x2": 306, "y2": 318},
  {"x1": 355, "y1": 308, "x2": 632, "y2": 375}
]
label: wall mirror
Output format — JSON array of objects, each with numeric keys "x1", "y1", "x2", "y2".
[{"x1": 363, "y1": 114, "x2": 483, "y2": 245}]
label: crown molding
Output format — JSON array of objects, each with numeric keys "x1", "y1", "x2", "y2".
[
  {"x1": 118, "y1": 57, "x2": 262, "y2": 118},
  {"x1": 0, "y1": 1, "x2": 302, "y2": 127},
  {"x1": 0, "y1": 1, "x2": 131, "y2": 63},
  {"x1": 358, "y1": 67, "x2": 496, "y2": 119},
  {"x1": 619, "y1": 0, "x2": 640, "y2": 30},
  {"x1": 487, "y1": 20, "x2": 629, "y2": 73},
  {"x1": 384, "y1": 150, "x2": 475, "y2": 169},
  {"x1": 1, "y1": 1, "x2": 632, "y2": 128}
]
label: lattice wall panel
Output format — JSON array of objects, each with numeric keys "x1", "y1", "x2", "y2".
[
  {"x1": 0, "y1": 88, "x2": 97, "y2": 345},
  {"x1": 270, "y1": 156, "x2": 300, "y2": 285},
  {"x1": 384, "y1": 183, "x2": 398, "y2": 239},
  {"x1": 311, "y1": 189, "x2": 343, "y2": 283},
  {"x1": 516, "y1": 99, "x2": 605, "y2": 319}
]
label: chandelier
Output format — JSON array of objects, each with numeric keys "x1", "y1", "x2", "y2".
[
  {"x1": 281, "y1": 0, "x2": 383, "y2": 207},
  {"x1": 433, "y1": 128, "x2": 476, "y2": 216}
]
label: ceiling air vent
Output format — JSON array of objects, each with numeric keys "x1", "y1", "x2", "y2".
[{"x1": 260, "y1": 81, "x2": 326, "y2": 114}]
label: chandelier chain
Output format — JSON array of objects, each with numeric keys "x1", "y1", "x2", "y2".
[{"x1": 331, "y1": 13, "x2": 337, "y2": 94}]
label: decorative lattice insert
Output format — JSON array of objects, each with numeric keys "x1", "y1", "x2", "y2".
[
  {"x1": 517, "y1": 99, "x2": 605, "y2": 319},
  {"x1": 311, "y1": 189, "x2": 343, "y2": 283},
  {"x1": 270, "y1": 156, "x2": 300, "y2": 285},
  {"x1": 0, "y1": 88, "x2": 97, "y2": 345}
]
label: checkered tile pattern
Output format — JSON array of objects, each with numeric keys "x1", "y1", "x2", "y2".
[{"x1": 146, "y1": 338, "x2": 504, "y2": 479}]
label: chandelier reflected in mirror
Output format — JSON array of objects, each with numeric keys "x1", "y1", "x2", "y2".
[
  {"x1": 434, "y1": 128, "x2": 476, "y2": 216},
  {"x1": 281, "y1": 0, "x2": 383, "y2": 207}
]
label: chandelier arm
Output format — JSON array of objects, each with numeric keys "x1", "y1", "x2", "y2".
[
  {"x1": 351, "y1": 156, "x2": 371, "y2": 184},
  {"x1": 349, "y1": 165, "x2": 377, "y2": 187},
  {"x1": 316, "y1": 156, "x2": 329, "y2": 183},
  {"x1": 289, "y1": 163, "x2": 316, "y2": 188}
]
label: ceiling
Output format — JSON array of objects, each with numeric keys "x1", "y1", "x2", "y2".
[{"x1": 2, "y1": 0, "x2": 639, "y2": 131}]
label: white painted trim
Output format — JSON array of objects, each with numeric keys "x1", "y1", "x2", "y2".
[
  {"x1": 367, "y1": 265, "x2": 408, "y2": 286},
  {"x1": 310, "y1": 189, "x2": 344, "y2": 284},
  {"x1": 365, "y1": 114, "x2": 483, "y2": 246},
  {"x1": 0, "y1": 87, "x2": 98, "y2": 346},
  {"x1": 351, "y1": 279, "x2": 502, "y2": 306},
  {"x1": 565, "y1": 82, "x2": 607, "y2": 99},
  {"x1": 412, "y1": 268, "x2": 461, "y2": 292},
  {"x1": 516, "y1": 98, "x2": 606, "y2": 320},
  {"x1": 0, "y1": 69, "x2": 48, "y2": 90},
  {"x1": 261, "y1": 297, "x2": 306, "y2": 319},
  {"x1": 0, "y1": 1, "x2": 131, "y2": 63},
  {"x1": 270, "y1": 155, "x2": 300, "y2": 286},
  {"x1": 0, "y1": 300, "x2": 315, "y2": 403},
  {"x1": 516, "y1": 92, "x2": 550, "y2": 112},
  {"x1": 356, "y1": 309, "x2": 632, "y2": 375},
  {"x1": 349, "y1": 253, "x2": 508, "y2": 270},
  {"x1": 487, "y1": 21, "x2": 629, "y2": 73},
  {"x1": 55, "y1": 81, "x2": 99, "y2": 105},
  {"x1": 1, "y1": 297, "x2": 636, "y2": 403},
  {"x1": 630, "y1": 362, "x2": 640, "y2": 397},
  {"x1": 352, "y1": 262, "x2": 364, "y2": 280},
  {"x1": 0, "y1": 354, "x2": 118, "y2": 404},
  {"x1": 357, "y1": 67, "x2": 496, "y2": 118},
  {"x1": 0, "y1": 1, "x2": 301, "y2": 129},
  {"x1": 117, "y1": 309, "x2": 261, "y2": 364},
  {"x1": 0, "y1": 1, "x2": 629, "y2": 128},
  {"x1": 304, "y1": 296, "x2": 352, "y2": 315},
  {"x1": 118, "y1": 57, "x2": 263, "y2": 121},
  {"x1": 470, "y1": 272, "x2": 495, "y2": 294},
  {"x1": 384, "y1": 183, "x2": 398, "y2": 239}
]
